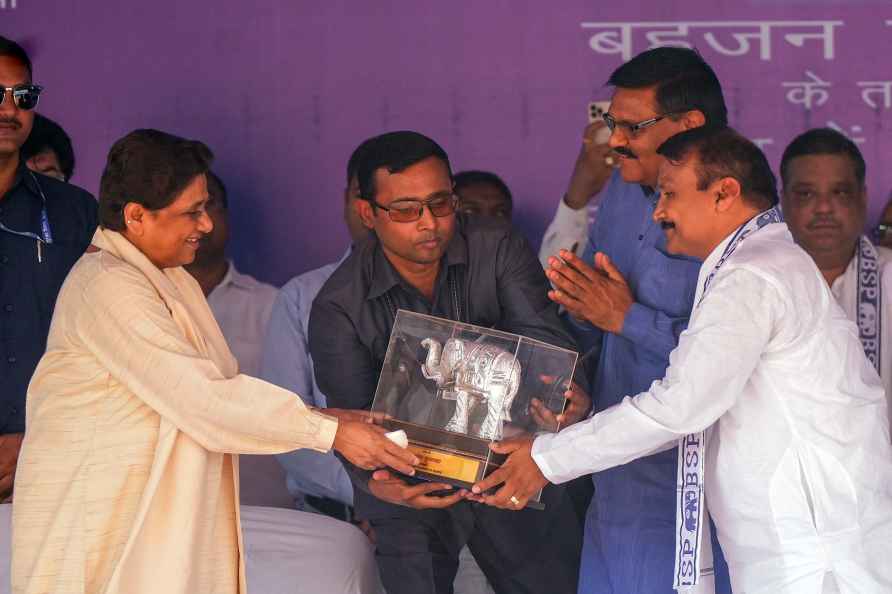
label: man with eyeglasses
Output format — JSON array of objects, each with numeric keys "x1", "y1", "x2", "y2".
[
  {"x1": 780, "y1": 128, "x2": 892, "y2": 433},
  {"x1": 308, "y1": 130, "x2": 589, "y2": 594},
  {"x1": 0, "y1": 36, "x2": 97, "y2": 503},
  {"x1": 537, "y1": 47, "x2": 733, "y2": 594}
]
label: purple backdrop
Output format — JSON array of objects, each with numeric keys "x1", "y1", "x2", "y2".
[{"x1": 6, "y1": 1, "x2": 892, "y2": 285}]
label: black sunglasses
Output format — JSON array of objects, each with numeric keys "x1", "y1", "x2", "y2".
[{"x1": 0, "y1": 84, "x2": 43, "y2": 111}]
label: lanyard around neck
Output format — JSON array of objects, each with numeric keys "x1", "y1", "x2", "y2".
[
  {"x1": 0, "y1": 170, "x2": 54, "y2": 245},
  {"x1": 382, "y1": 266, "x2": 465, "y2": 324}
]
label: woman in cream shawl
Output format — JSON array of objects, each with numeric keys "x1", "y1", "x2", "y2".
[{"x1": 11, "y1": 129, "x2": 417, "y2": 594}]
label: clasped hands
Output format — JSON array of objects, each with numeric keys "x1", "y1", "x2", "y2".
[{"x1": 547, "y1": 249, "x2": 632, "y2": 334}]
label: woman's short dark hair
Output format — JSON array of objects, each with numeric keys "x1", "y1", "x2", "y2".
[
  {"x1": 355, "y1": 131, "x2": 451, "y2": 201},
  {"x1": 21, "y1": 114, "x2": 75, "y2": 180},
  {"x1": 99, "y1": 129, "x2": 213, "y2": 231},
  {"x1": 608, "y1": 47, "x2": 728, "y2": 127},
  {"x1": 658, "y1": 126, "x2": 778, "y2": 209}
]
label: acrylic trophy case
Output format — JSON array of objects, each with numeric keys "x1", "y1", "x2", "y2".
[{"x1": 371, "y1": 310, "x2": 578, "y2": 504}]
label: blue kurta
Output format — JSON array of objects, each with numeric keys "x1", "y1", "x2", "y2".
[{"x1": 572, "y1": 171, "x2": 730, "y2": 594}]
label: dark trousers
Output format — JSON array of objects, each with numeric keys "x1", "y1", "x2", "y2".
[{"x1": 370, "y1": 493, "x2": 583, "y2": 594}]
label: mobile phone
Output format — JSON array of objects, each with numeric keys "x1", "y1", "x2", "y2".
[{"x1": 588, "y1": 101, "x2": 612, "y2": 144}]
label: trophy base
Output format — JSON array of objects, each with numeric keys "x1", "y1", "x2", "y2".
[{"x1": 383, "y1": 419, "x2": 506, "y2": 489}]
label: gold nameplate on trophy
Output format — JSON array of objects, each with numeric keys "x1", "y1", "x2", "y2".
[
  {"x1": 408, "y1": 444, "x2": 483, "y2": 484},
  {"x1": 371, "y1": 310, "x2": 578, "y2": 505}
]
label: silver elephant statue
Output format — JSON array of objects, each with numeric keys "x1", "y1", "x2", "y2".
[{"x1": 420, "y1": 337, "x2": 521, "y2": 440}]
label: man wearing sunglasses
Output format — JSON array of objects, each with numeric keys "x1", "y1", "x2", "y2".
[
  {"x1": 780, "y1": 128, "x2": 892, "y2": 432},
  {"x1": 0, "y1": 36, "x2": 97, "y2": 503},
  {"x1": 537, "y1": 47, "x2": 733, "y2": 594},
  {"x1": 308, "y1": 131, "x2": 589, "y2": 594}
]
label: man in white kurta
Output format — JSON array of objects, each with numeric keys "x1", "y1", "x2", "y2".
[
  {"x1": 478, "y1": 127, "x2": 892, "y2": 594},
  {"x1": 779, "y1": 128, "x2": 892, "y2": 430}
]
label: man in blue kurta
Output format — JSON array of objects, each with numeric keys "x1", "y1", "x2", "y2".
[{"x1": 539, "y1": 47, "x2": 732, "y2": 593}]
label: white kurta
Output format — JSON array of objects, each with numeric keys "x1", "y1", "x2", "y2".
[
  {"x1": 830, "y1": 243, "x2": 892, "y2": 431},
  {"x1": 532, "y1": 223, "x2": 892, "y2": 594},
  {"x1": 11, "y1": 229, "x2": 338, "y2": 594}
]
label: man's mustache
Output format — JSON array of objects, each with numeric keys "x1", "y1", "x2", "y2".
[
  {"x1": 0, "y1": 118, "x2": 21, "y2": 129},
  {"x1": 806, "y1": 217, "x2": 842, "y2": 230},
  {"x1": 614, "y1": 146, "x2": 637, "y2": 159}
]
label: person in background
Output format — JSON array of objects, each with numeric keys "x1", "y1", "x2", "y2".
[
  {"x1": 184, "y1": 171, "x2": 277, "y2": 378},
  {"x1": 780, "y1": 128, "x2": 892, "y2": 430},
  {"x1": 0, "y1": 36, "x2": 97, "y2": 503},
  {"x1": 21, "y1": 113, "x2": 74, "y2": 182},
  {"x1": 453, "y1": 169, "x2": 512, "y2": 219}
]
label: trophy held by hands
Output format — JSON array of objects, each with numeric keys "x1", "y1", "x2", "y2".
[{"x1": 372, "y1": 310, "x2": 577, "y2": 503}]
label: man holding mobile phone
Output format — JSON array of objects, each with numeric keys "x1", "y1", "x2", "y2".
[{"x1": 538, "y1": 47, "x2": 733, "y2": 594}]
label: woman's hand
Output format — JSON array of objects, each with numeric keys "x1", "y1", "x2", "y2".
[
  {"x1": 332, "y1": 418, "x2": 418, "y2": 476},
  {"x1": 321, "y1": 408, "x2": 387, "y2": 425}
]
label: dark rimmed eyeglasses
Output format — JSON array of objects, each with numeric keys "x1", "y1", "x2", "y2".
[
  {"x1": 871, "y1": 222, "x2": 892, "y2": 244},
  {"x1": 371, "y1": 192, "x2": 458, "y2": 223},
  {"x1": 0, "y1": 84, "x2": 43, "y2": 111},
  {"x1": 603, "y1": 111, "x2": 679, "y2": 136}
]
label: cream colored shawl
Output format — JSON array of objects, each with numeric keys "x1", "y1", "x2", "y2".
[{"x1": 12, "y1": 228, "x2": 337, "y2": 594}]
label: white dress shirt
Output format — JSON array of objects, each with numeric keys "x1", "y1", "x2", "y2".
[
  {"x1": 830, "y1": 243, "x2": 892, "y2": 432},
  {"x1": 532, "y1": 222, "x2": 892, "y2": 594},
  {"x1": 207, "y1": 261, "x2": 278, "y2": 378},
  {"x1": 537, "y1": 197, "x2": 590, "y2": 268}
]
